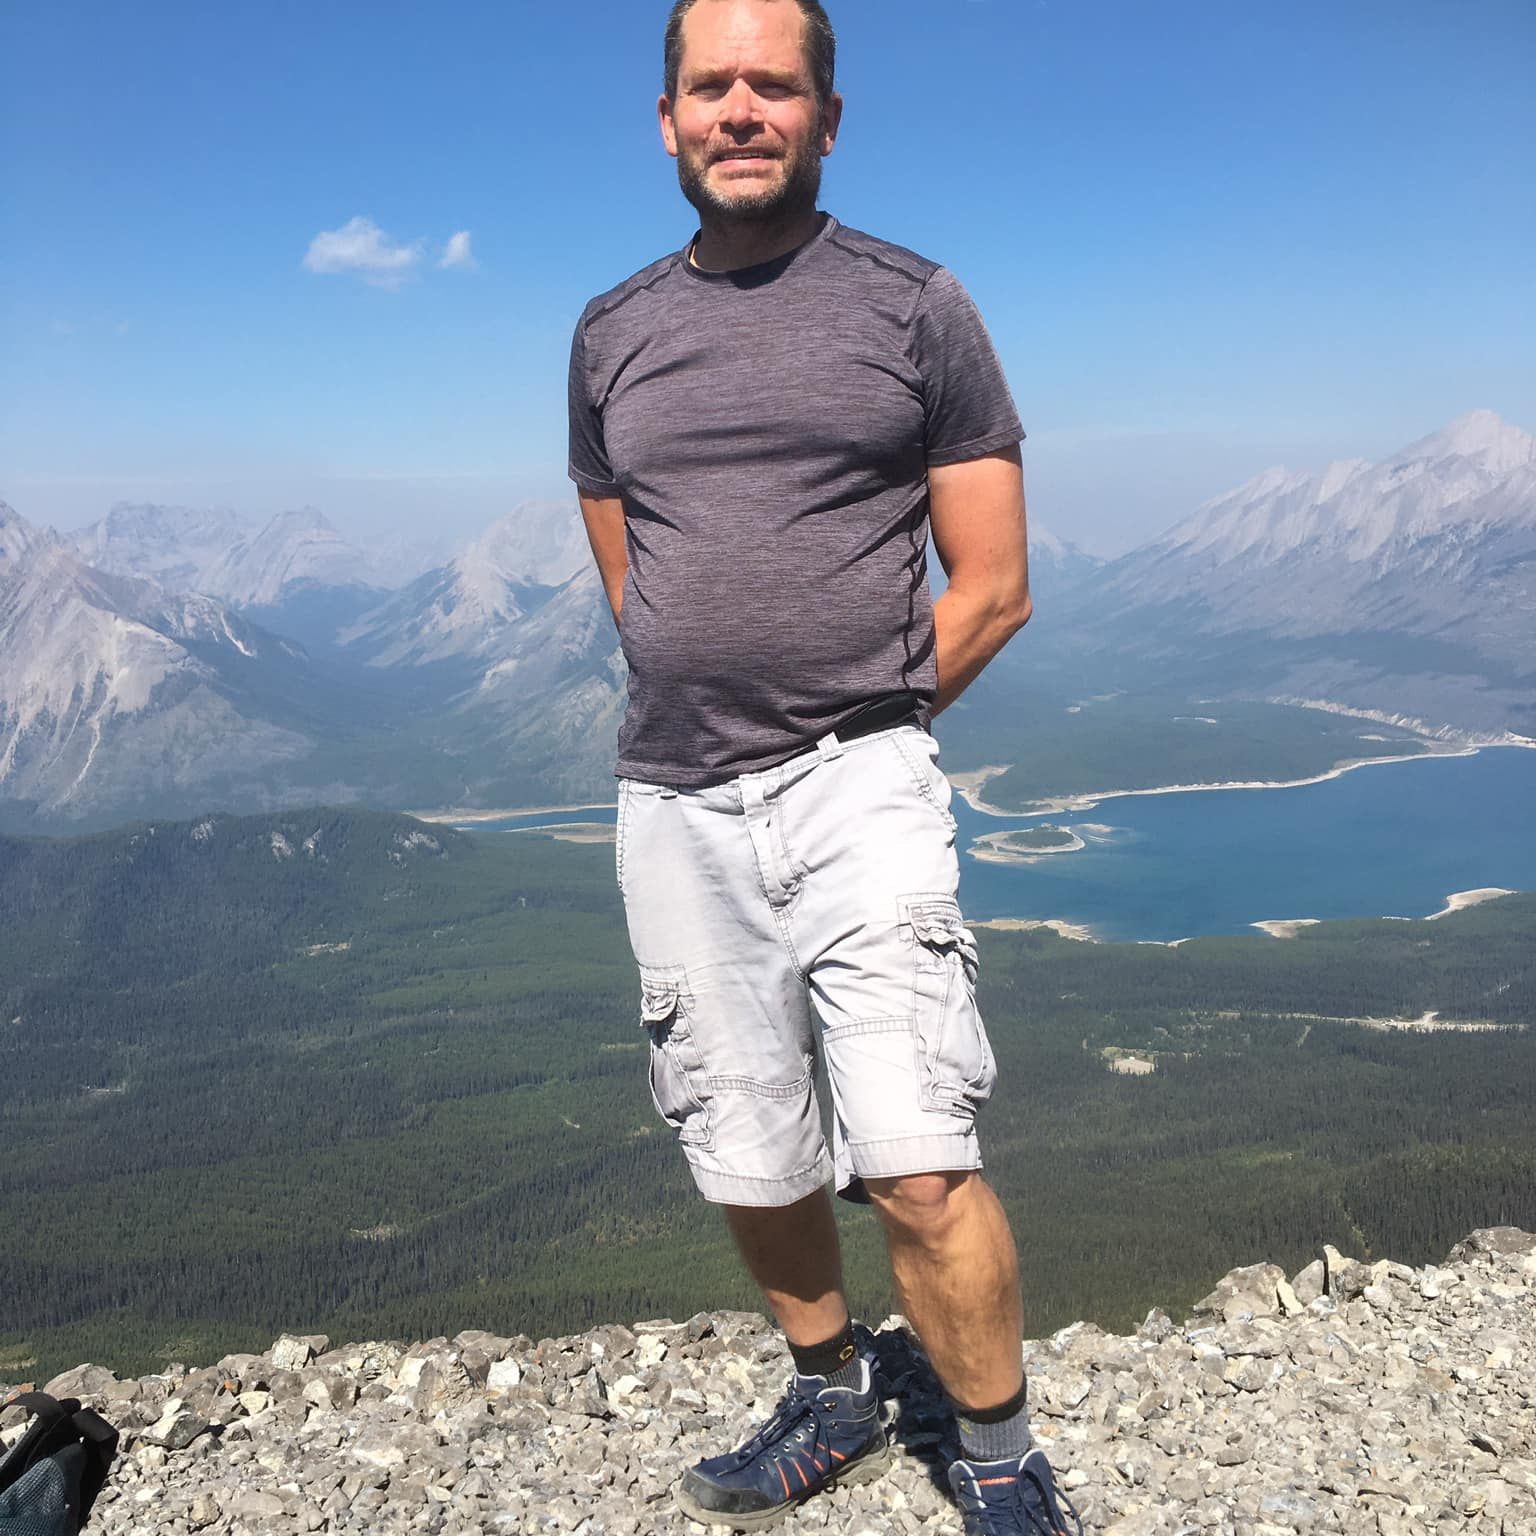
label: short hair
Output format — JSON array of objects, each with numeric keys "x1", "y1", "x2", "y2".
[{"x1": 664, "y1": 0, "x2": 837, "y2": 108}]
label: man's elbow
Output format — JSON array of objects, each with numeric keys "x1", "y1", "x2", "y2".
[{"x1": 1001, "y1": 585, "x2": 1033, "y2": 634}]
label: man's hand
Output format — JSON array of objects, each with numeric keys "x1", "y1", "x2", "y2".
[
  {"x1": 578, "y1": 490, "x2": 628, "y2": 625},
  {"x1": 927, "y1": 446, "x2": 1031, "y2": 715}
]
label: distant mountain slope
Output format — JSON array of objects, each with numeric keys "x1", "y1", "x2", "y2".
[
  {"x1": 1028, "y1": 522, "x2": 1103, "y2": 597},
  {"x1": 67, "y1": 502, "x2": 252, "y2": 594},
  {"x1": 449, "y1": 564, "x2": 627, "y2": 803},
  {"x1": 194, "y1": 507, "x2": 383, "y2": 606},
  {"x1": 1053, "y1": 411, "x2": 1536, "y2": 733},
  {"x1": 339, "y1": 501, "x2": 588, "y2": 668},
  {"x1": 67, "y1": 502, "x2": 398, "y2": 606},
  {"x1": 0, "y1": 500, "x2": 320, "y2": 824}
]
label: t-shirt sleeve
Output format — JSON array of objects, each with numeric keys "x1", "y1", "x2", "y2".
[
  {"x1": 567, "y1": 312, "x2": 621, "y2": 496},
  {"x1": 911, "y1": 268, "x2": 1024, "y2": 467}
]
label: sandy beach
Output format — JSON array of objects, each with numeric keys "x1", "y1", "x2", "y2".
[
  {"x1": 970, "y1": 917, "x2": 1097, "y2": 942},
  {"x1": 408, "y1": 802, "x2": 617, "y2": 825},
  {"x1": 956, "y1": 744, "x2": 1482, "y2": 820},
  {"x1": 1424, "y1": 887, "x2": 1516, "y2": 920},
  {"x1": 1252, "y1": 889, "x2": 1516, "y2": 939},
  {"x1": 507, "y1": 822, "x2": 617, "y2": 845},
  {"x1": 1251, "y1": 918, "x2": 1324, "y2": 940}
]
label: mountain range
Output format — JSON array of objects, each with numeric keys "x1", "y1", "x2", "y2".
[
  {"x1": 2, "y1": 410, "x2": 1531, "y2": 830},
  {"x1": 62, "y1": 502, "x2": 447, "y2": 607},
  {"x1": 0, "y1": 501, "x2": 319, "y2": 825},
  {"x1": 1055, "y1": 410, "x2": 1535, "y2": 731}
]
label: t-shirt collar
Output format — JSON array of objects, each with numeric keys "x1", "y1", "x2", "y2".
[{"x1": 680, "y1": 212, "x2": 838, "y2": 286}]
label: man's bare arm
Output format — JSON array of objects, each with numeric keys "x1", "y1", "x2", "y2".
[
  {"x1": 927, "y1": 445, "x2": 1031, "y2": 715},
  {"x1": 578, "y1": 490, "x2": 628, "y2": 625}
]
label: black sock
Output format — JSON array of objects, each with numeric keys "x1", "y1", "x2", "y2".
[{"x1": 790, "y1": 1321, "x2": 862, "y2": 1388}]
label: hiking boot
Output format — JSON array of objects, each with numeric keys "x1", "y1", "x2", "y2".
[
  {"x1": 675, "y1": 1357, "x2": 890, "y2": 1529},
  {"x1": 948, "y1": 1447, "x2": 1086, "y2": 1535}
]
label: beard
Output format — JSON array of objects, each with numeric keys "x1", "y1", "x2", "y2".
[{"x1": 676, "y1": 135, "x2": 824, "y2": 226}]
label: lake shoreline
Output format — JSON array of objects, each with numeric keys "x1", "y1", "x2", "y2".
[
  {"x1": 410, "y1": 801, "x2": 618, "y2": 825},
  {"x1": 1249, "y1": 888, "x2": 1517, "y2": 939},
  {"x1": 971, "y1": 916, "x2": 1098, "y2": 943},
  {"x1": 953, "y1": 739, "x2": 1536, "y2": 820},
  {"x1": 968, "y1": 827, "x2": 1087, "y2": 864}
]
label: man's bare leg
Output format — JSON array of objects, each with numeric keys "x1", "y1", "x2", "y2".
[
  {"x1": 724, "y1": 1187, "x2": 852, "y2": 1347},
  {"x1": 864, "y1": 1169, "x2": 1023, "y2": 1409},
  {"x1": 677, "y1": 1188, "x2": 888, "y2": 1527}
]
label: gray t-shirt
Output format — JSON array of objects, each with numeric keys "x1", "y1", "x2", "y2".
[{"x1": 568, "y1": 213, "x2": 1022, "y2": 787}]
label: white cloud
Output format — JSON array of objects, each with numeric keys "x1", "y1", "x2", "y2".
[
  {"x1": 303, "y1": 216, "x2": 423, "y2": 289},
  {"x1": 439, "y1": 230, "x2": 477, "y2": 271}
]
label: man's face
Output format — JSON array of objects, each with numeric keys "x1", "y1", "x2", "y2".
[{"x1": 660, "y1": 0, "x2": 842, "y2": 225}]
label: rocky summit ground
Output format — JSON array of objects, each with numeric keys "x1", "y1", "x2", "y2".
[{"x1": 4, "y1": 1229, "x2": 1533, "y2": 1536}]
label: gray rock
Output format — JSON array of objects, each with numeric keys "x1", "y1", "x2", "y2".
[
  {"x1": 1445, "y1": 1226, "x2": 1536, "y2": 1262},
  {"x1": 270, "y1": 1334, "x2": 319, "y2": 1371},
  {"x1": 1291, "y1": 1258, "x2": 1326, "y2": 1305},
  {"x1": 41, "y1": 1363, "x2": 119, "y2": 1401},
  {"x1": 1189, "y1": 1262, "x2": 1287, "y2": 1324},
  {"x1": 57, "y1": 1230, "x2": 1536, "y2": 1536}
]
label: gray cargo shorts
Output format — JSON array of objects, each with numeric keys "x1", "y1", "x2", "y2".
[{"x1": 616, "y1": 723, "x2": 997, "y2": 1207}]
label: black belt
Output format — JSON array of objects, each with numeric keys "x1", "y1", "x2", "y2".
[{"x1": 829, "y1": 692, "x2": 923, "y2": 743}]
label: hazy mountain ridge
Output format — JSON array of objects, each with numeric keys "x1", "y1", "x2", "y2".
[
  {"x1": 1058, "y1": 410, "x2": 1536, "y2": 733},
  {"x1": 0, "y1": 494, "x2": 619, "y2": 827},
  {"x1": 1028, "y1": 522, "x2": 1104, "y2": 595},
  {"x1": 69, "y1": 502, "x2": 394, "y2": 608},
  {"x1": 0, "y1": 500, "x2": 316, "y2": 822},
  {"x1": 337, "y1": 501, "x2": 589, "y2": 668},
  {"x1": 66, "y1": 503, "x2": 253, "y2": 595},
  {"x1": 5, "y1": 413, "x2": 1532, "y2": 828}
]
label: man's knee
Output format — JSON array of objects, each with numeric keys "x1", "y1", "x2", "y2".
[{"x1": 864, "y1": 1169, "x2": 978, "y2": 1242}]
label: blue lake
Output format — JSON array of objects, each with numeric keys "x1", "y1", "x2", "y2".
[{"x1": 454, "y1": 746, "x2": 1536, "y2": 943}]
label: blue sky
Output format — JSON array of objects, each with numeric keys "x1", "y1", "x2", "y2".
[{"x1": 3, "y1": 0, "x2": 1532, "y2": 555}]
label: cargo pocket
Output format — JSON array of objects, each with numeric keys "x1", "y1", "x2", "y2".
[
  {"x1": 904, "y1": 897, "x2": 996, "y2": 1115},
  {"x1": 639, "y1": 965, "x2": 713, "y2": 1149}
]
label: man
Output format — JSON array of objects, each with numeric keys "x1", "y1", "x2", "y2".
[{"x1": 568, "y1": 3, "x2": 1081, "y2": 1532}]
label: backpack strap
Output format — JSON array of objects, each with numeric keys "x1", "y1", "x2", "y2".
[
  {"x1": 0, "y1": 1393, "x2": 75, "y2": 1431},
  {"x1": 0, "y1": 1392, "x2": 71, "y2": 1496},
  {"x1": 0, "y1": 1391, "x2": 119, "y2": 1519}
]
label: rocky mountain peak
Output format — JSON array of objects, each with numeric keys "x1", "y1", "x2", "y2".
[
  {"x1": 1399, "y1": 409, "x2": 1536, "y2": 476},
  {"x1": 339, "y1": 502, "x2": 592, "y2": 668},
  {"x1": 0, "y1": 500, "x2": 49, "y2": 567},
  {"x1": 265, "y1": 505, "x2": 338, "y2": 536},
  {"x1": 459, "y1": 501, "x2": 590, "y2": 593},
  {"x1": 6, "y1": 1228, "x2": 1531, "y2": 1533}
]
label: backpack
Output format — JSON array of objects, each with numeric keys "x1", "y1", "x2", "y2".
[{"x1": 0, "y1": 1393, "x2": 119, "y2": 1535}]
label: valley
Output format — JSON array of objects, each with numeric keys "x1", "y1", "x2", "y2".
[{"x1": 1, "y1": 809, "x2": 1531, "y2": 1386}]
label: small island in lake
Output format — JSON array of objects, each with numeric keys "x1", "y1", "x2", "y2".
[{"x1": 969, "y1": 823, "x2": 1086, "y2": 864}]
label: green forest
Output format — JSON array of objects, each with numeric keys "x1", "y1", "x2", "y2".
[
  {"x1": 955, "y1": 694, "x2": 1431, "y2": 811},
  {"x1": 1, "y1": 807, "x2": 1531, "y2": 1385}
]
